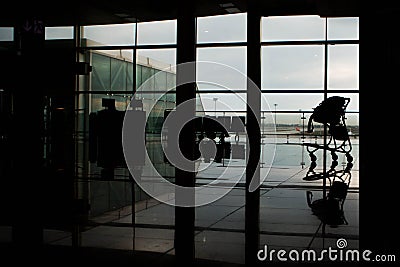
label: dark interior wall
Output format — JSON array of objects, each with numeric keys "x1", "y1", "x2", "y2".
[
  {"x1": 0, "y1": 39, "x2": 77, "y2": 231},
  {"x1": 0, "y1": 50, "x2": 16, "y2": 225},
  {"x1": 360, "y1": 9, "x2": 400, "y2": 254},
  {"x1": 42, "y1": 40, "x2": 77, "y2": 230}
]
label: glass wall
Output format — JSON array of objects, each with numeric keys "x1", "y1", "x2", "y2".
[
  {"x1": 75, "y1": 47, "x2": 182, "y2": 217},
  {"x1": 72, "y1": 20, "x2": 180, "y2": 254},
  {"x1": 194, "y1": 13, "x2": 249, "y2": 264},
  {"x1": 38, "y1": 13, "x2": 359, "y2": 264},
  {"x1": 260, "y1": 15, "x2": 359, "y2": 255}
]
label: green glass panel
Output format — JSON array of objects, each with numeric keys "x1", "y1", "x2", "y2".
[
  {"x1": 91, "y1": 53, "x2": 111, "y2": 91},
  {"x1": 127, "y1": 63, "x2": 134, "y2": 92},
  {"x1": 141, "y1": 66, "x2": 155, "y2": 91},
  {"x1": 136, "y1": 65, "x2": 142, "y2": 88},
  {"x1": 111, "y1": 58, "x2": 127, "y2": 91}
]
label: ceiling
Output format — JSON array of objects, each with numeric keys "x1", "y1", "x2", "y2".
[{"x1": 1, "y1": 0, "x2": 359, "y2": 27}]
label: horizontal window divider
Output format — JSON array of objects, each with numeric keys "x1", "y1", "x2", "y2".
[
  {"x1": 78, "y1": 44, "x2": 177, "y2": 51},
  {"x1": 75, "y1": 91, "x2": 134, "y2": 94},
  {"x1": 78, "y1": 46, "x2": 135, "y2": 51},
  {"x1": 195, "y1": 90, "x2": 247, "y2": 93},
  {"x1": 196, "y1": 89, "x2": 359, "y2": 93},
  {"x1": 74, "y1": 175, "x2": 177, "y2": 182},
  {"x1": 261, "y1": 89, "x2": 359, "y2": 93},
  {"x1": 201, "y1": 110, "x2": 358, "y2": 114},
  {"x1": 136, "y1": 44, "x2": 177, "y2": 49},
  {"x1": 76, "y1": 40, "x2": 358, "y2": 50},
  {"x1": 74, "y1": 177, "x2": 131, "y2": 182},
  {"x1": 261, "y1": 39, "x2": 359, "y2": 46},
  {"x1": 75, "y1": 89, "x2": 359, "y2": 94},
  {"x1": 196, "y1": 42, "x2": 247, "y2": 48}
]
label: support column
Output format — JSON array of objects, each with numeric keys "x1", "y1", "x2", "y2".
[
  {"x1": 361, "y1": 8, "x2": 398, "y2": 255},
  {"x1": 174, "y1": 1, "x2": 196, "y2": 264},
  {"x1": 12, "y1": 12, "x2": 45, "y2": 247},
  {"x1": 245, "y1": 1, "x2": 261, "y2": 265},
  {"x1": 72, "y1": 24, "x2": 82, "y2": 248}
]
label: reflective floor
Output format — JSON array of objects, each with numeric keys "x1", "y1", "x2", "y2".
[
  {"x1": 36, "y1": 165, "x2": 358, "y2": 264},
  {"x1": 0, "y1": 139, "x2": 359, "y2": 265}
]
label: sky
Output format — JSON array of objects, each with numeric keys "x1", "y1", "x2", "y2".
[{"x1": 1, "y1": 13, "x2": 359, "y2": 124}]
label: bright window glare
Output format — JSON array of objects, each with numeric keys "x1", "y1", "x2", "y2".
[
  {"x1": 261, "y1": 93, "x2": 324, "y2": 112},
  {"x1": 328, "y1": 17, "x2": 359, "y2": 40},
  {"x1": 262, "y1": 15, "x2": 325, "y2": 41},
  {"x1": 197, "y1": 13, "x2": 247, "y2": 43},
  {"x1": 328, "y1": 45, "x2": 359, "y2": 89},
  {"x1": 45, "y1": 26, "x2": 73, "y2": 40},
  {"x1": 137, "y1": 20, "x2": 176, "y2": 45},
  {"x1": 197, "y1": 47, "x2": 247, "y2": 90},
  {"x1": 0, "y1": 27, "x2": 13, "y2": 41},
  {"x1": 200, "y1": 93, "x2": 247, "y2": 112},
  {"x1": 261, "y1": 46, "x2": 324, "y2": 89},
  {"x1": 83, "y1": 23, "x2": 136, "y2": 46}
]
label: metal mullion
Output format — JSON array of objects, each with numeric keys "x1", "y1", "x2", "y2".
[
  {"x1": 261, "y1": 39, "x2": 359, "y2": 46},
  {"x1": 196, "y1": 41, "x2": 247, "y2": 48},
  {"x1": 261, "y1": 89, "x2": 359, "y2": 93},
  {"x1": 192, "y1": 89, "x2": 359, "y2": 93},
  {"x1": 136, "y1": 44, "x2": 177, "y2": 49},
  {"x1": 78, "y1": 44, "x2": 177, "y2": 51}
]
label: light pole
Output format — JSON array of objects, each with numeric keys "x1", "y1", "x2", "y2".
[{"x1": 213, "y1": 97, "x2": 218, "y2": 117}]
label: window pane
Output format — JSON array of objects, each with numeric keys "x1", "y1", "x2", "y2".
[
  {"x1": 197, "y1": 13, "x2": 247, "y2": 43},
  {"x1": 91, "y1": 50, "x2": 133, "y2": 91},
  {"x1": 111, "y1": 58, "x2": 127, "y2": 91},
  {"x1": 127, "y1": 63, "x2": 134, "y2": 91},
  {"x1": 262, "y1": 15, "x2": 325, "y2": 42},
  {"x1": 328, "y1": 17, "x2": 359, "y2": 40},
  {"x1": 197, "y1": 47, "x2": 246, "y2": 90},
  {"x1": 136, "y1": 64, "x2": 142, "y2": 89},
  {"x1": 262, "y1": 46, "x2": 324, "y2": 89},
  {"x1": 166, "y1": 73, "x2": 176, "y2": 102},
  {"x1": 140, "y1": 66, "x2": 155, "y2": 92},
  {"x1": 328, "y1": 45, "x2": 359, "y2": 89},
  {"x1": 0, "y1": 27, "x2": 13, "y2": 41},
  {"x1": 137, "y1": 49, "x2": 176, "y2": 101},
  {"x1": 91, "y1": 52, "x2": 110, "y2": 91},
  {"x1": 261, "y1": 93, "x2": 324, "y2": 112},
  {"x1": 155, "y1": 70, "x2": 167, "y2": 91},
  {"x1": 45, "y1": 26, "x2": 73, "y2": 40},
  {"x1": 137, "y1": 49, "x2": 176, "y2": 67},
  {"x1": 199, "y1": 93, "x2": 247, "y2": 114},
  {"x1": 83, "y1": 23, "x2": 135, "y2": 46},
  {"x1": 166, "y1": 72, "x2": 176, "y2": 90},
  {"x1": 137, "y1": 20, "x2": 176, "y2": 45}
]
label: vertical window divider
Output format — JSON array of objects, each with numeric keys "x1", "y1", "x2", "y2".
[
  {"x1": 323, "y1": 17, "x2": 328, "y2": 201},
  {"x1": 131, "y1": 19, "x2": 138, "y2": 254}
]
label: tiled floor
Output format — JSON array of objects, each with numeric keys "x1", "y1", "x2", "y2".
[
  {"x1": 39, "y1": 159, "x2": 359, "y2": 265},
  {"x1": 1, "y1": 139, "x2": 357, "y2": 265}
]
